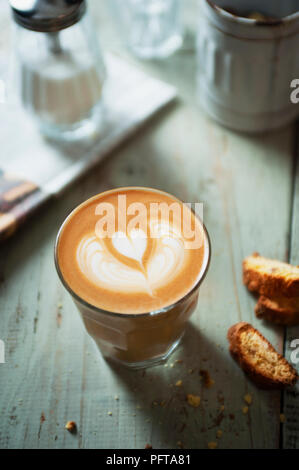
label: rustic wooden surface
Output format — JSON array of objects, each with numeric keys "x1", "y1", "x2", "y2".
[
  {"x1": 283, "y1": 131, "x2": 299, "y2": 449},
  {"x1": 0, "y1": 0, "x2": 298, "y2": 449}
]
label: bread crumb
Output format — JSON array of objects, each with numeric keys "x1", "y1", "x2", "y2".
[
  {"x1": 65, "y1": 421, "x2": 76, "y2": 433},
  {"x1": 188, "y1": 369, "x2": 194, "y2": 374},
  {"x1": 200, "y1": 370, "x2": 215, "y2": 388},
  {"x1": 145, "y1": 443, "x2": 152, "y2": 449},
  {"x1": 216, "y1": 430, "x2": 223, "y2": 438},
  {"x1": 177, "y1": 441, "x2": 184, "y2": 448},
  {"x1": 244, "y1": 394, "x2": 252, "y2": 405},
  {"x1": 176, "y1": 380, "x2": 183, "y2": 387},
  {"x1": 242, "y1": 406, "x2": 249, "y2": 415},
  {"x1": 219, "y1": 405, "x2": 225, "y2": 412},
  {"x1": 208, "y1": 441, "x2": 218, "y2": 449},
  {"x1": 114, "y1": 395, "x2": 119, "y2": 401},
  {"x1": 187, "y1": 394, "x2": 201, "y2": 408},
  {"x1": 280, "y1": 413, "x2": 286, "y2": 423}
]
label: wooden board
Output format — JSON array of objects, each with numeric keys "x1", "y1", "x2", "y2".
[{"x1": 0, "y1": 0, "x2": 297, "y2": 449}]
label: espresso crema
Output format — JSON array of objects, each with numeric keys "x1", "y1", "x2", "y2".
[{"x1": 57, "y1": 188, "x2": 207, "y2": 314}]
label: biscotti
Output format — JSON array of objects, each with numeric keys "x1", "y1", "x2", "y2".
[
  {"x1": 255, "y1": 295, "x2": 299, "y2": 326},
  {"x1": 243, "y1": 253, "x2": 299, "y2": 298},
  {"x1": 227, "y1": 322, "x2": 298, "y2": 389}
]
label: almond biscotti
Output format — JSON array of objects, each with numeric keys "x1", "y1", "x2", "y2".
[
  {"x1": 243, "y1": 253, "x2": 299, "y2": 298},
  {"x1": 227, "y1": 322, "x2": 298, "y2": 389},
  {"x1": 255, "y1": 295, "x2": 299, "y2": 326}
]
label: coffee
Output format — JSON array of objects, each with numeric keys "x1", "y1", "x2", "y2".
[
  {"x1": 57, "y1": 187, "x2": 206, "y2": 313},
  {"x1": 55, "y1": 187, "x2": 210, "y2": 366}
]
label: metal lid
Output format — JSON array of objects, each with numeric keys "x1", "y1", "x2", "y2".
[{"x1": 10, "y1": 0, "x2": 86, "y2": 32}]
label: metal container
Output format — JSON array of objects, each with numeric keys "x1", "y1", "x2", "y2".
[{"x1": 197, "y1": 0, "x2": 299, "y2": 133}]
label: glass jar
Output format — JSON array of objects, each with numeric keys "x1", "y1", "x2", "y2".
[
  {"x1": 11, "y1": 0, "x2": 106, "y2": 141},
  {"x1": 111, "y1": 0, "x2": 183, "y2": 60}
]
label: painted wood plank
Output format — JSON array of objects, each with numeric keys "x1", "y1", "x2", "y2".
[
  {"x1": 0, "y1": 0, "x2": 295, "y2": 449},
  {"x1": 0, "y1": 96, "x2": 294, "y2": 450},
  {"x1": 283, "y1": 126, "x2": 299, "y2": 449}
]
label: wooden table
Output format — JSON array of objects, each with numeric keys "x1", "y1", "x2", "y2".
[{"x1": 0, "y1": 0, "x2": 298, "y2": 449}]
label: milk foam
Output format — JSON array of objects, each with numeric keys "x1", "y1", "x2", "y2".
[{"x1": 76, "y1": 222, "x2": 185, "y2": 295}]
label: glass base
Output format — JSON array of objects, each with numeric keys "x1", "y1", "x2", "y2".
[
  {"x1": 103, "y1": 334, "x2": 183, "y2": 370},
  {"x1": 38, "y1": 102, "x2": 103, "y2": 143}
]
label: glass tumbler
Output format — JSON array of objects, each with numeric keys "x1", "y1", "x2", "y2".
[
  {"x1": 111, "y1": 0, "x2": 183, "y2": 59},
  {"x1": 55, "y1": 187, "x2": 211, "y2": 369}
]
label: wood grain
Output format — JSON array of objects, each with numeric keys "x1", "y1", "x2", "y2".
[
  {"x1": 0, "y1": 0, "x2": 296, "y2": 449},
  {"x1": 283, "y1": 126, "x2": 299, "y2": 449}
]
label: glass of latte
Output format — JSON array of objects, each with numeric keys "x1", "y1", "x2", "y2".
[{"x1": 55, "y1": 187, "x2": 210, "y2": 368}]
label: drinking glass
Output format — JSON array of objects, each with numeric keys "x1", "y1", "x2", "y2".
[
  {"x1": 54, "y1": 187, "x2": 211, "y2": 369},
  {"x1": 110, "y1": 0, "x2": 183, "y2": 59}
]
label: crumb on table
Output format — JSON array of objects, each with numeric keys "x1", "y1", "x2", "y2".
[
  {"x1": 186, "y1": 394, "x2": 201, "y2": 408},
  {"x1": 208, "y1": 441, "x2": 218, "y2": 449},
  {"x1": 244, "y1": 393, "x2": 252, "y2": 405},
  {"x1": 65, "y1": 421, "x2": 77, "y2": 433},
  {"x1": 200, "y1": 370, "x2": 215, "y2": 388},
  {"x1": 280, "y1": 413, "x2": 286, "y2": 423}
]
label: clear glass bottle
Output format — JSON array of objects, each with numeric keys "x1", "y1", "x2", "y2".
[
  {"x1": 111, "y1": 0, "x2": 183, "y2": 60},
  {"x1": 11, "y1": 0, "x2": 106, "y2": 142}
]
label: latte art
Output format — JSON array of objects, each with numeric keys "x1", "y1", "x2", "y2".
[
  {"x1": 57, "y1": 188, "x2": 207, "y2": 314},
  {"x1": 77, "y1": 234, "x2": 149, "y2": 293},
  {"x1": 76, "y1": 223, "x2": 185, "y2": 296}
]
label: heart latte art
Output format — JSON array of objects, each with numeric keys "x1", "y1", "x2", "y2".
[
  {"x1": 77, "y1": 223, "x2": 185, "y2": 296},
  {"x1": 57, "y1": 188, "x2": 207, "y2": 314}
]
